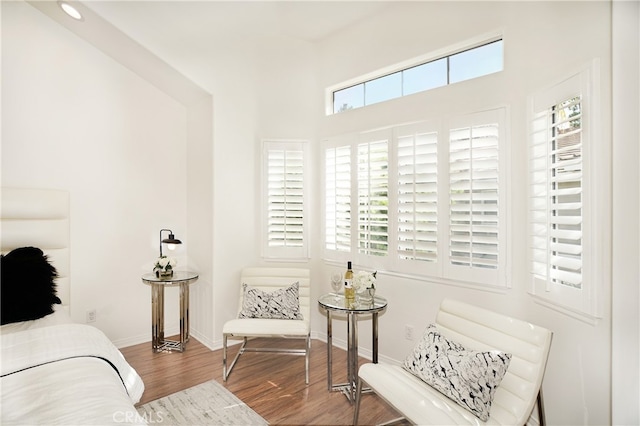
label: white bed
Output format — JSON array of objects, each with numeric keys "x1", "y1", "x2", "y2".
[{"x1": 1, "y1": 188, "x2": 146, "y2": 425}]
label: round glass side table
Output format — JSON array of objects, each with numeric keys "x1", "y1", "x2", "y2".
[{"x1": 318, "y1": 293, "x2": 388, "y2": 403}]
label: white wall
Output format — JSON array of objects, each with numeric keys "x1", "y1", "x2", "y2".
[
  {"x1": 1, "y1": 1, "x2": 189, "y2": 344},
  {"x1": 3, "y1": 1, "x2": 633, "y2": 424},
  {"x1": 314, "y1": 2, "x2": 612, "y2": 425},
  {"x1": 202, "y1": 37, "x2": 318, "y2": 343},
  {"x1": 612, "y1": 1, "x2": 640, "y2": 423}
]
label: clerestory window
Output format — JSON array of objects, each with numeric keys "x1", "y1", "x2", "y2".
[{"x1": 332, "y1": 39, "x2": 503, "y2": 114}]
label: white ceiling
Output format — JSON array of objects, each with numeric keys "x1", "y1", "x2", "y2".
[
  {"x1": 27, "y1": 1, "x2": 402, "y2": 102},
  {"x1": 26, "y1": 1, "x2": 399, "y2": 102},
  {"x1": 84, "y1": 1, "x2": 395, "y2": 57}
]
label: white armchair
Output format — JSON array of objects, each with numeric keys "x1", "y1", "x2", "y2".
[
  {"x1": 354, "y1": 298, "x2": 553, "y2": 425},
  {"x1": 222, "y1": 267, "x2": 311, "y2": 384}
]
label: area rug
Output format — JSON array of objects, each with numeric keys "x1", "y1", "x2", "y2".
[{"x1": 136, "y1": 380, "x2": 268, "y2": 425}]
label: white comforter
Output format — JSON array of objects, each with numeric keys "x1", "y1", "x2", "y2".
[{"x1": 1, "y1": 323, "x2": 146, "y2": 425}]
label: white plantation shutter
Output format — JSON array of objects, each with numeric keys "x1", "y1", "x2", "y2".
[
  {"x1": 262, "y1": 140, "x2": 308, "y2": 259},
  {"x1": 396, "y1": 123, "x2": 439, "y2": 264},
  {"x1": 528, "y1": 62, "x2": 605, "y2": 320},
  {"x1": 358, "y1": 131, "x2": 389, "y2": 257},
  {"x1": 323, "y1": 108, "x2": 507, "y2": 287},
  {"x1": 530, "y1": 108, "x2": 551, "y2": 280},
  {"x1": 531, "y1": 91, "x2": 584, "y2": 290},
  {"x1": 531, "y1": 96, "x2": 583, "y2": 289},
  {"x1": 325, "y1": 144, "x2": 351, "y2": 252},
  {"x1": 446, "y1": 109, "x2": 506, "y2": 285},
  {"x1": 449, "y1": 123, "x2": 500, "y2": 268}
]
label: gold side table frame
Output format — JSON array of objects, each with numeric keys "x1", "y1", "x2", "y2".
[{"x1": 142, "y1": 271, "x2": 199, "y2": 353}]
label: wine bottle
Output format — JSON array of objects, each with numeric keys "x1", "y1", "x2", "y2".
[{"x1": 344, "y1": 261, "x2": 355, "y2": 307}]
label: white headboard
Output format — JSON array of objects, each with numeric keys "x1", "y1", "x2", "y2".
[{"x1": 1, "y1": 188, "x2": 70, "y2": 307}]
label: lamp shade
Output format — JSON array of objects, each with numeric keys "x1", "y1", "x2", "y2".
[
  {"x1": 159, "y1": 229, "x2": 182, "y2": 257},
  {"x1": 161, "y1": 234, "x2": 182, "y2": 245}
]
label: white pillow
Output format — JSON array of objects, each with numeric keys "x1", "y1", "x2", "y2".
[
  {"x1": 402, "y1": 324, "x2": 511, "y2": 421},
  {"x1": 238, "y1": 281, "x2": 303, "y2": 320}
]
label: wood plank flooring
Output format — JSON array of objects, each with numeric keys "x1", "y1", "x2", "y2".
[{"x1": 120, "y1": 336, "x2": 407, "y2": 425}]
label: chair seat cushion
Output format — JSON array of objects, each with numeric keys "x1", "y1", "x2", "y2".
[
  {"x1": 359, "y1": 363, "x2": 494, "y2": 425},
  {"x1": 223, "y1": 318, "x2": 309, "y2": 337}
]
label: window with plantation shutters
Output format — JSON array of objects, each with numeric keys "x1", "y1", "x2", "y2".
[
  {"x1": 396, "y1": 123, "x2": 439, "y2": 265},
  {"x1": 449, "y1": 123, "x2": 500, "y2": 269},
  {"x1": 325, "y1": 144, "x2": 351, "y2": 252},
  {"x1": 531, "y1": 96, "x2": 583, "y2": 289},
  {"x1": 528, "y1": 61, "x2": 606, "y2": 320},
  {"x1": 446, "y1": 109, "x2": 505, "y2": 285},
  {"x1": 323, "y1": 108, "x2": 507, "y2": 287},
  {"x1": 357, "y1": 132, "x2": 389, "y2": 256},
  {"x1": 262, "y1": 140, "x2": 308, "y2": 259}
]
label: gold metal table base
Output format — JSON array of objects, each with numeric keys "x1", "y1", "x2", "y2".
[{"x1": 143, "y1": 271, "x2": 199, "y2": 353}]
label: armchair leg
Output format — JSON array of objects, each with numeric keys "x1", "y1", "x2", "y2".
[
  {"x1": 305, "y1": 335, "x2": 311, "y2": 384},
  {"x1": 353, "y1": 377, "x2": 363, "y2": 425},
  {"x1": 537, "y1": 388, "x2": 546, "y2": 426},
  {"x1": 223, "y1": 335, "x2": 247, "y2": 382},
  {"x1": 222, "y1": 334, "x2": 228, "y2": 381}
]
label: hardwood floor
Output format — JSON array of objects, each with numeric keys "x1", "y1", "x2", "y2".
[{"x1": 120, "y1": 336, "x2": 407, "y2": 425}]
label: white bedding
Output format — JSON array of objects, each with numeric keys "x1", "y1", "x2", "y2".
[
  {"x1": 1, "y1": 318, "x2": 146, "y2": 425},
  {"x1": 0, "y1": 304, "x2": 72, "y2": 335}
]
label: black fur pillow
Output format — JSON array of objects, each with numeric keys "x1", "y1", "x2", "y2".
[{"x1": 1, "y1": 247, "x2": 61, "y2": 325}]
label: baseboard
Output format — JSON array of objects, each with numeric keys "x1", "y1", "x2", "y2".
[
  {"x1": 189, "y1": 329, "x2": 217, "y2": 350},
  {"x1": 146, "y1": 330, "x2": 402, "y2": 366},
  {"x1": 311, "y1": 332, "x2": 400, "y2": 365},
  {"x1": 113, "y1": 326, "x2": 179, "y2": 349}
]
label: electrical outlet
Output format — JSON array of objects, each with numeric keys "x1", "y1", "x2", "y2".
[
  {"x1": 86, "y1": 309, "x2": 96, "y2": 323},
  {"x1": 404, "y1": 324, "x2": 414, "y2": 340}
]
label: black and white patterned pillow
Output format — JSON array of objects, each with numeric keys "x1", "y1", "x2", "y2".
[
  {"x1": 402, "y1": 324, "x2": 512, "y2": 421},
  {"x1": 238, "y1": 281, "x2": 303, "y2": 320}
]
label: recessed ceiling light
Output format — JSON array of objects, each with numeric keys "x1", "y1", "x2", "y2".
[{"x1": 58, "y1": 1, "x2": 83, "y2": 21}]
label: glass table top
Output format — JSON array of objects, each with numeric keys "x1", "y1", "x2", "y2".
[
  {"x1": 318, "y1": 292, "x2": 387, "y2": 313},
  {"x1": 141, "y1": 270, "x2": 199, "y2": 285}
]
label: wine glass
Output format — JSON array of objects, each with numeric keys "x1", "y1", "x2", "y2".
[{"x1": 330, "y1": 272, "x2": 342, "y2": 301}]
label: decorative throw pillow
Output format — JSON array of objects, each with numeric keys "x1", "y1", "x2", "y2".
[
  {"x1": 402, "y1": 324, "x2": 512, "y2": 421},
  {"x1": 238, "y1": 281, "x2": 303, "y2": 320},
  {"x1": 1, "y1": 246, "x2": 61, "y2": 325}
]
